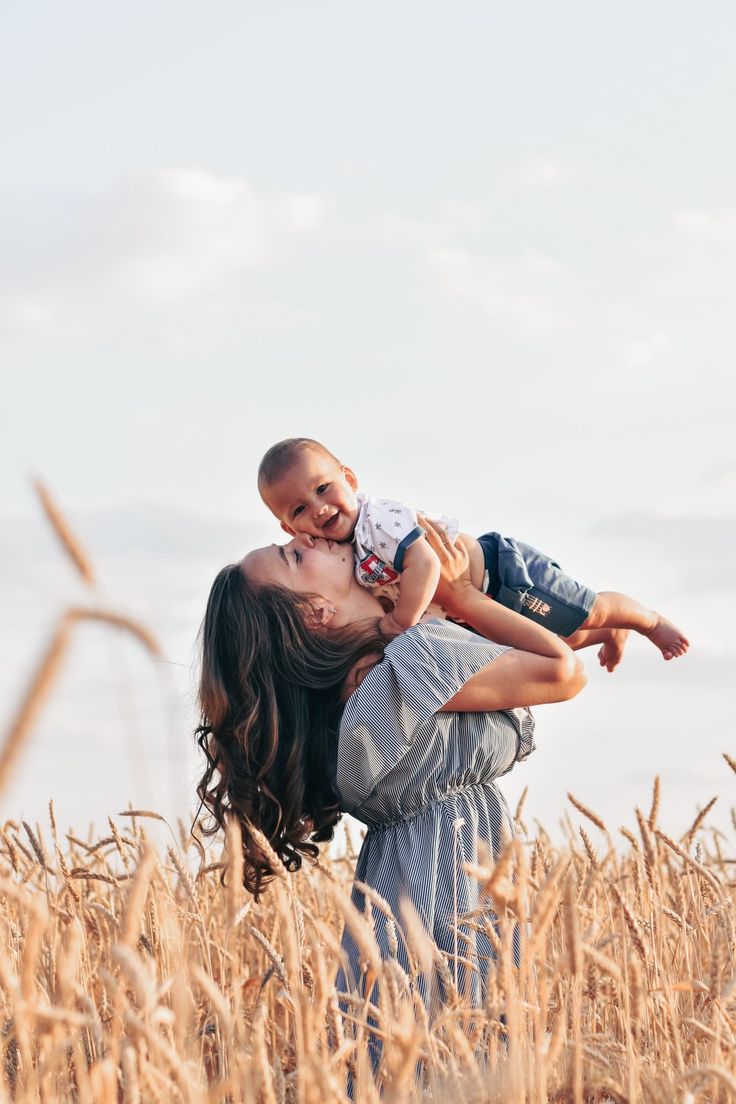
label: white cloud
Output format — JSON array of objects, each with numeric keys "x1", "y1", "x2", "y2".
[
  {"x1": 428, "y1": 247, "x2": 566, "y2": 334},
  {"x1": 112, "y1": 168, "x2": 322, "y2": 304},
  {"x1": 618, "y1": 331, "x2": 673, "y2": 370},
  {"x1": 0, "y1": 296, "x2": 90, "y2": 342},
  {"x1": 347, "y1": 205, "x2": 569, "y2": 335},
  {"x1": 432, "y1": 201, "x2": 489, "y2": 236},
  {"x1": 355, "y1": 201, "x2": 488, "y2": 250},
  {"x1": 515, "y1": 158, "x2": 579, "y2": 190},
  {"x1": 671, "y1": 208, "x2": 736, "y2": 242},
  {"x1": 522, "y1": 249, "x2": 569, "y2": 276},
  {"x1": 0, "y1": 167, "x2": 324, "y2": 350},
  {"x1": 701, "y1": 463, "x2": 736, "y2": 492}
]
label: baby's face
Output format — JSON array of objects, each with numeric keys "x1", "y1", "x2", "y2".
[{"x1": 261, "y1": 449, "x2": 360, "y2": 542}]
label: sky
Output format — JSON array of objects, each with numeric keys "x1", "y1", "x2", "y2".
[{"x1": 1, "y1": 2, "x2": 735, "y2": 848}]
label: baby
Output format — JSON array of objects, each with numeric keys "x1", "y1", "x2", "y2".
[{"x1": 257, "y1": 437, "x2": 689, "y2": 671}]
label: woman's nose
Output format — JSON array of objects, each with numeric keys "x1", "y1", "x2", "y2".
[{"x1": 294, "y1": 532, "x2": 316, "y2": 548}]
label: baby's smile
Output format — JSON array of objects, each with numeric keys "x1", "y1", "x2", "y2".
[
  {"x1": 316, "y1": 507, "x2": 355, "y2": 541},
  {"x1": 320, "y1": 510, "x2": 341, "y2": 531}
]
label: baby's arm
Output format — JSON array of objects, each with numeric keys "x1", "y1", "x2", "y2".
[{"x1": 379, "y1": 537, "x2": 440, "y2": 639}]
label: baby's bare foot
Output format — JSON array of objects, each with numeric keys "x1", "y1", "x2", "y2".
[
  {"x1": 598, "y1": 628, "x2": 630, "y2": 673},
  {"x1": 645, "y1": 615, "x2": 689, "y2": 660}
]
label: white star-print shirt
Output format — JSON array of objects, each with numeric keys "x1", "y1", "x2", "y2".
[{"x1": 352, "y1": 492, "x2": 460, "y2": 589}]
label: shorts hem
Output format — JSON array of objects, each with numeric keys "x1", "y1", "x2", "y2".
[{"x1": 521, "y1": 584, "x2": 595, "y2": 636}]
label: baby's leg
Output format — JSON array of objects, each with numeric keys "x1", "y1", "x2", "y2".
[
  {"x1": 565, "y1": 625, "x2": 631, "y2": 673},
  {"x1": 577, "y1": 592, "x2": 689, "y2": 661}
]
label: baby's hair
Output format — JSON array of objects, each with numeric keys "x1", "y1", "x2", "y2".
[{"x1": 257, "y1": 437, "x2": 339, "y2": 489}]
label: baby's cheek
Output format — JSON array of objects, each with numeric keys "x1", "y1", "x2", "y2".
[{"x1": 293, "y1": 519, "x2": 320, "y2": 538}]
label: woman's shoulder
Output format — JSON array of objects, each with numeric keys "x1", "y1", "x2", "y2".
[
  {"x1": 384, "y1": 617, "x2": 497, "y2": 659},
  {"x1": 388, "y1": 618, "x2": 511, "y2": 676},
  {"x1": 340, "y1": 618, "x2": 508, "y2": 731}
]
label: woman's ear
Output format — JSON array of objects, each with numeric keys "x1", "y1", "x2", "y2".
[
  {"x1": 305, "y1": 600, "x2": 337, "y2": 630},
  {"x1": 280, "y1": 521, "x2": 297, "y2": 537},
  {"x1": 342, "y1": 466, "x2": 359, "y2": 491}
]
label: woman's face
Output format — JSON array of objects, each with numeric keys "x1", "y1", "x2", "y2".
[{"x1": 241, "y1": 533, "x2": 358, "y2": 607}]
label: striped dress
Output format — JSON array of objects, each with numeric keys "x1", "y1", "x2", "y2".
[{"x1": 335, "y1": 618, "x2": 535, "y2": 1007}]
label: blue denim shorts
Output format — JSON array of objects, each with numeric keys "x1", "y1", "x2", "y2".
[{"x1": 477, "y1": 531, "x2": 596, "y2": 637}]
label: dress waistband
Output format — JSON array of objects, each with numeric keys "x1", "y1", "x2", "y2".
[{"x1": 363, "y1": 779, "x2": 505, "y2": 832}]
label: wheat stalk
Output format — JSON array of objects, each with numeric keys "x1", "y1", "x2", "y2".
[
  {"x1": 682, "y1": 795, "x2": 718, "y2": 847},
  {"x1": 32, "y1": 476, "x2": 96, "y2": 585},
  {"x1": 567, "y1": 791, "x2": 607, "y2": 833},
  {"x1": 647, "y1": 774, "x2": 661, "y2": 831},
  {"x1": 67, "y1": 608, "x2": 161, "y2": 657},
  {"x1": 0, "y1": 615, "x2": 73, "y2": 798}
]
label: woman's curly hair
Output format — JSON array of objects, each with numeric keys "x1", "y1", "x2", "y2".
[{"x1": 194, "y1": 563, "x2": 384, "y2": 899}]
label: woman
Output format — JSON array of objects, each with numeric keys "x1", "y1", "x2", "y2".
[{"x1": 195, "y1": 523, "x2": 586, "y2": 1002}]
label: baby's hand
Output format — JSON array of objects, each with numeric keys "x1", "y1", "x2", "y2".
[{"x1": 379, "y1": 611, "x2": 411, "y2": 641}]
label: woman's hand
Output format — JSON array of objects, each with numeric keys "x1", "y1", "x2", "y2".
[
  {"x1": 417, "y1": 516, "x2": 473, "y2": 618},
  {"x1": 420, "y1": 517, "x2": 578, "y2": 664}
]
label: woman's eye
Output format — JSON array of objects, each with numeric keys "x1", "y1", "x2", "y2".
[
  {"x1": 316, "y1": 483, "x2": 329, "y2": 494},
  {"x1": 293, "y1": 505, "x2": 305, "y2": 517},
  {"x1": 294, "y1": 550, "x2": 302, "y2": 564}
]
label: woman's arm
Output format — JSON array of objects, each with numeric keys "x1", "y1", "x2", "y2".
[{"x1": 440, "y1": 647, "x2": 585, "y2": 711}]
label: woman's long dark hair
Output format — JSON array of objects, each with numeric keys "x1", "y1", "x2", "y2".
[{"x1": 194, "y1": 564, "x2": 384, "y2": 899}]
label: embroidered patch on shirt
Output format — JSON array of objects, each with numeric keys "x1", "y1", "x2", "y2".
[
  {"x1": 357, "y1": 553, "x2": 400, "y2": 586},
  {"x1": 523, "y1": 594, "x2": 552, "y2": 617}
]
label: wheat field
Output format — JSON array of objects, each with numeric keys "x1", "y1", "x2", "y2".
[
  {"x1": 1, "y1": 483, "x2": 735, "y2": 1101},
  {"x1": 1, "y1": 781, "x2": 735, "y2": 1103}
]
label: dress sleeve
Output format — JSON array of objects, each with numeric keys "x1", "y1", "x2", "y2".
[
  {"x1": 382, "y1": 619, "x2": 511, "y2": 720},
  {"x1": 337, "y1": 619, "x2": 525, "y2": 813}
]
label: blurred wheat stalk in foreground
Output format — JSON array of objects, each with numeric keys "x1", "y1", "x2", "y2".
[
  {"x1": 0, "y1": 479, "x2": 161, "y2": 799},
  {"x1": 1, "y1": 787, "x2": 736, "y2": 1103}
]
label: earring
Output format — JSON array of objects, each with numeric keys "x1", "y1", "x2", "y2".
[{"x1": 328, "y1": 607, "x2": 337, "y2": 615}]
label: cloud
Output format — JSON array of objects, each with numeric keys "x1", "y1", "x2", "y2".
[
  {"x1": 428, "y1": 247, "x2": 566, "y2": 334},
  {"x1": 700, "y1": 463, "x2": 736, "y2": 492},
  {"x1": 671, "y1": 208, "x2": 736, "y2": 243},
  {"x1": 0, "y1": 168, "x2": 324, "y2": 350},
  {"x1": 346, "y1": 204, "x2": 569, "y2": 335},
  {"x1": 432, "y1": 201, "x2": 489, "y2": 236},
  {"x1": 617, "y1": 331, "x2": 673, "y2": 370},
  {"x1": 111, "y1": 168, "x2": 322, "y2": 305},
  {"x1": 0, "y1": 296, "x2": 89, "y2": 343},
  {"x1": 522, "y1": 249, "x2": 568, "y2": 276},
  {"x1": 514, "y1": 158, "x2": 579, "y2": 190},
  {"x1": 356, "y1": 201, "x2": 489, "y2": 250}
]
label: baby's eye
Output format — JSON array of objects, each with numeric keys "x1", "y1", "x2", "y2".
[
  {"x1": 293, "y1": 505, "x2": 305, "y2": 517},
  {"x1": 316, "y1": 483, "x2": 330, "y2": 494}
]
